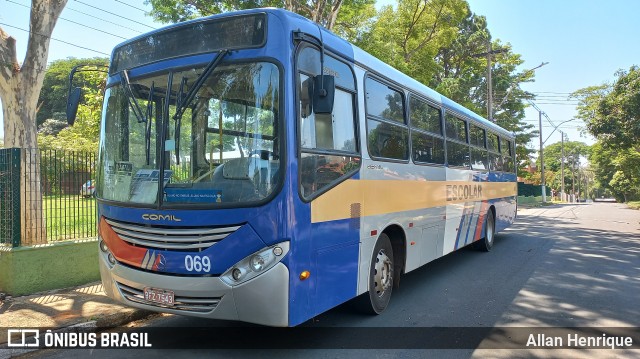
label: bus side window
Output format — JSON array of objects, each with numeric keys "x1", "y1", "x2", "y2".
[
  {"x1": 469, "y1": 124, "x2": 488, "y2": 170},
  {"x1": 486, "y1": 131, "x2": 500, "y2": 171},
  {"x1": 365, "y1": 77, "x2": 408, "y2": 161},
  {"x1": 444, "y1": 112, "x2": 470, "y2": 168},
  {"x1": 409, "y1": 96, "x2": 444, "y2": 165}
]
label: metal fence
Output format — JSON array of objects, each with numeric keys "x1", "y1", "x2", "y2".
[
  {"x1": 0, "y1": 148, "x2": 97, "y2": 247},
  {"x1": 0, "y1": 148, "x2": 21, "y2": 247}
]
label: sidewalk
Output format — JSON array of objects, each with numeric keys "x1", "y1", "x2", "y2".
[{"x1": 0, "y1": 282, "x2": 154, "y2": 345}]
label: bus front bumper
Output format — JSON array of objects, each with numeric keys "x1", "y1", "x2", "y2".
[{"x1": 99, "y1": 256, "x2": 290, "y2": 327}]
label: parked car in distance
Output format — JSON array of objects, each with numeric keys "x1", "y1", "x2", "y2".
[{"x1": 81, "y1": 180, "x2": 95, "y2": 198}]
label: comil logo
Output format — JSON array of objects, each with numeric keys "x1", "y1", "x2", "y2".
[
  {"x1": 142, "y1": 214, "x2": 182, "y2": 222},
  {"x1": 7, "y1": 329, "x2": 40, "y2": 347}
]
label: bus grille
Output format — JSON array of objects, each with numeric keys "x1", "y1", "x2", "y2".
[
  {"x1": 105, "y1": 218, "x2": 241, "y2": 251},
  {"x1": 116, "y1": 281, "x2": 221, "y2": 313}
]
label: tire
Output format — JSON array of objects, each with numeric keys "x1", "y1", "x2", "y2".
[
  {"x1": 476, "y1": 209, "x2": 495, "y2": 252},
  {"x1": 356, "y1": 233, "x2": 394, "y2": 314}
]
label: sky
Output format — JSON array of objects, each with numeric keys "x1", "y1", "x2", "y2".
[
  {"x1": 2, "y1": 0, "x2": 640, "y2": 152},
  {"x1": 465, "y1": 0, "x2": 640, "y2": 150}
]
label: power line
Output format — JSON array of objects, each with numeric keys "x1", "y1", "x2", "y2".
[
  {"x1": 113, "y1": 0, "x2": 147, "y2": 13},
  {"x1": 66, "y1": 6, "x2": 144, "y2": 35},
  {"x1": 0, "y1": 22, "x2": 110, "y2": 56},
  {"x1": 534, "y1": 95, "x2": 574, "y2": 99},
  {"x1": 6, "y1": 0, "x2": 128, "y2": 40},
  {"x1": 535, "y1": 103, "x2": 580, "y2": 106},
  {"x1": 530, "y1": 91, "x2": 574, "y2": 95},
  {"x1": 73, "y1": 0, "x2": 156, "y2": 30}
]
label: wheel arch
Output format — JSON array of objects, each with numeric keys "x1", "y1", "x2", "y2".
[
  {"x1": 489, "y1": 204, "x2": 496, "y2": 222},
  {"x1": 382, "y1": 224, "x2": 406, "y2": 288}
]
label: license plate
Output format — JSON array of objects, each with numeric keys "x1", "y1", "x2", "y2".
[{"x1": 143, "y1": 287, "x2": 175, "y2": 306}]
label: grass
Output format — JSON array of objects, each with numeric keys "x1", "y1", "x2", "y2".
[
  {"x1": 43, "y1": 195, "x2": 97, "y2": 241},
  {"x1": 627, "y1": 201, "x2": 640, "y2": 210}
]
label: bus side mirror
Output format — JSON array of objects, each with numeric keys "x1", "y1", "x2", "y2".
[
  {"x1": 66, "y1": 87, "x2": 82, "y2": 125},
  {"x1": 312, "y1": 75, "x2": 335, "y2": 114}
]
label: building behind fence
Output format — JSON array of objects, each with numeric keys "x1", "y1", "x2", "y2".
[{"x1": 0, "y1": 148, "x2": 97, "y2": 247}]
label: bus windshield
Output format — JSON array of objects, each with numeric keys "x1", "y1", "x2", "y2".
[{"x1": 98, "y1": 61, "x2": 281, "y2": 207}]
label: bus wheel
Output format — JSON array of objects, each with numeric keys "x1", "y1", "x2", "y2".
[
  {"x1": 476, "y1": 209, "x2": 495, "y2": 252},
  {"x1": 357, "y1": 233, "x2": 394, "y2": 314}
]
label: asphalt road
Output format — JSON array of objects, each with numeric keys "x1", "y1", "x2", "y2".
[{"x1": 22, "y1": 202, "x2": 640, "y2": 358}]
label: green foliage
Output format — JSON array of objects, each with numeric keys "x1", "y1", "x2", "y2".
[
  {"x1": 331, "y1": 0, "x2": 377, "y2": 40},
  {"x1": 539, "y1": 141, "x2": 590, "y2": 194},
  {"x1": 140, "y1": 0, "x2": 541, "y2": 177},
  {"x1": 37, "y1": 58, "x2": 108, "y2": 153},
  {"x1": 590, "y1": 66, "x2": 640, "y2": 148},
  {"x1": 144, "y1": 0, "x2": 376, "y2": 31},
  {"x1": 541, "y1": 141, "x2": 590, "y2": 172},
  {"x1": 356, "y1": 0, "x2": 536, "y2": 176},
  {"x1": 356, "y1": 0, "x2": 468, "y2": 86},
  {"x1": 36, "y1": 58, "x2": 108, "y2": 126},
  {"x1": 145, "y1": 0, "x2": 278, "y2": 23},
  {"x1": 38, "y1": 119, "x2": 68, "y2": 136},
  {"x1": 589, "y1": 142, "x2": 640, "y2": 202},
  {"x1": 574, "y1": 66, "x2": 640, "y2": 202}
]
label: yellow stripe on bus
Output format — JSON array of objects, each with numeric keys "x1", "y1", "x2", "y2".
[{"x1": 310, "y1": 179, "x2": 517, "y2": 223}]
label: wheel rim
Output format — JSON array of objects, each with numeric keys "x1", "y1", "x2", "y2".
[{"x1": 374, "y1": 248, "x2": 393, "y2": 297}]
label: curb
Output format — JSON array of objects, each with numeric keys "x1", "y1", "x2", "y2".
[{"x1": 94, "y1": 308, "x2": 156, "y2": 328}]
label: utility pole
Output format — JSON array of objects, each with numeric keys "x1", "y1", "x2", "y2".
[
  {"x1": 471, "y1": 41, "x2": 507, "y2": 122},
  {"x1": 585, "y1": 170, "x2": 590, "y2": 201},
  {"x1": 560, "y1": 131, "x2": 565, "y2": 202},
  {"x1": 538, "y1": 110, "x2": 546, "y2": 202},
  {"x1": 571, "y1": 156, "x2": 576, "y2": 202},
  {"x1": 577, "y1": 166, "x2": 581, "y2": 201},
  {"x1": 487, "y1": 41, "x2": 493, "y2": 121}
]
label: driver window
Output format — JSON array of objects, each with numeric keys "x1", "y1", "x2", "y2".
[
  {"x1": 300, "y1": 74, "x2": 356, "y2": 152},
  {"x1": 297, "y1": 46, "x2": 359, "y2": 200}
]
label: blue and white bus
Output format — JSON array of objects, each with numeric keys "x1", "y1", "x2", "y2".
[{"x1": 85, "y1": 8, "x2": 517, "y2": 327}]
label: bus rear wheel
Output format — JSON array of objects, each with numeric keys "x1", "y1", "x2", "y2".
[
  {"x1": 357, "y1": 233, "x2": 394, "y2": 314},
  {"x1": 476, "y1": 209, "x2": 495, "y2": 252}
]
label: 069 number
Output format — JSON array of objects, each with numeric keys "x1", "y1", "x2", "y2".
[{"x1": 184, "y1": 255, "x2": 211, "y2": 272}]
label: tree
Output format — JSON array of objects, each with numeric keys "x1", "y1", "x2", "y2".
[
  {"x1": 358, "y1": 0, "x2": 537, "y2": 177},
  {"x1": 36, "y1": 57, "x2": 108, "y2": 127},
  {"x1": 38, "y1": 119, "x2": 68, "y2": 136},
  {"x1": 37, "y1": 58, "x2": 108, "y2": 153},
  {"x1": 589, "y1": 142, "x2": 640, "y2": 202},
  {"x1": 540, "y1": 140, "x2": 590, "y2": 194},
  {"x1": 590, "y1": 67, "x2": 640, "y2": 150},
  {"x1": 356, "y1": 0, "x2": 468, "y2": 86},
  {"x1": 145, "y1": 0, "x2": 375, "y2": 31},
  {"x1": 0, "y1": 0, "x2": 68, "y2": 245},
  {"x1": 573, "y1": 67, "x2": 640, "y2": 202}
]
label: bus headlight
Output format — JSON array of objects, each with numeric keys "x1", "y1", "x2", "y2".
[
  {"x1": 99, "y1": 239, "x2": 109, "y2": 253},
  {"x1": 221, "y1": 241, "x2": 289, "y2": 286},
  {"x1": 98, "y1": 236, "x2": 116, "y2": 268}
]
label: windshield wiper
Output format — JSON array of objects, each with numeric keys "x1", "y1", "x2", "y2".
[
  {"x1": 145, "y1": 81, "x2": 155, "y2": 165},
  {"x1": 121, "y1": 70, "x2": 146, "y2": 124},
  {"x1": 172, "y1": 49, "x2": 229, "y2": 165}
]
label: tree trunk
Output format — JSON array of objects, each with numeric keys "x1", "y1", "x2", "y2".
[{"x1": 0, "y1": 0, "x2": 68, "y2": 245}]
